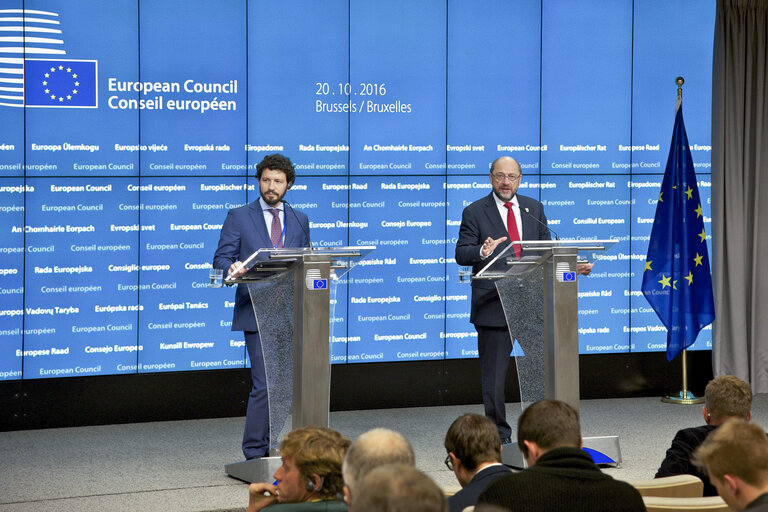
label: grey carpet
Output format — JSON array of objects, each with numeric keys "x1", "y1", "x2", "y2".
[{"x1": 2, "y1": 394, "x2": 766, "y2": 511}]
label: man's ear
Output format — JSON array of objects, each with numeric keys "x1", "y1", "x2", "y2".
[
  {"x1": 306, "y1": 474, "x2": 323, "y2": 492},
  {"x1": 449, "y1": 452, "x2": 461, "y2": 471},
  {"x1": 522, "y1": 440, "x2": 542, "y2": 464},
  {"x1": 703, "y1": 406, "x2": 711, "y2": 424},
  {"x1": 723, "y1": 474, "x2": 740, "y2": 495},
  {"x1": 343, "y1": 484, "x2": 351, "y2": 505}
]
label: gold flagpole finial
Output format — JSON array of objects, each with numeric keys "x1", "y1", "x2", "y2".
[{"x1": 676, "y1": 76, "x2": 684, "y2": 101}]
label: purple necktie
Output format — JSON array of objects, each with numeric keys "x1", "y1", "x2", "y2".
[{"x1": 269, "y1": 208, "x2": 283, "y2": 248}]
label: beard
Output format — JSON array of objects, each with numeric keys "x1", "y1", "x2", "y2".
[
  {"x1": 493, "y1": 189, "x2": 515, "y2": 202},
  {"x1": 261, "y1": 190, "x2": 285, "y2": 206}
]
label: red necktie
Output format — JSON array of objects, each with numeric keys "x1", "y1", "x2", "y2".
[
  {"x1": 269, "y1": 208, "x2": 283, "y2": 248},
  {"x1": 503, "y1": 202, "x2": 521, "y2": 259}
]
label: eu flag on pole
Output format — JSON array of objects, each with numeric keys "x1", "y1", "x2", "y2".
[
  {"x1": 24, "y1": 59, "x2": 97, "y2": 108},
  {"x1": 642, "y1": 102, "x2": 715, "y2": 361}
]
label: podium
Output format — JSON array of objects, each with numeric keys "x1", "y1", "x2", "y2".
[
  {"x1": 461, "y1": 239, "x2": 620, "y2": 467},
  {"x1": 222, "y1": 246, "x2": 374, "y2": 482}
]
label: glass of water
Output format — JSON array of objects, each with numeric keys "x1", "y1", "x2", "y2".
[{"x1": 209, "y1": 268, "x2": 223, "y2": 288}]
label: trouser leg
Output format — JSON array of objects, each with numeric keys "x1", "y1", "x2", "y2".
[
  {"x1": 477, "y1": 325, "x2": 513, "y2": 440},
  {"x1": 242, "y1": 330, "x2": 269, "y2": 459}
]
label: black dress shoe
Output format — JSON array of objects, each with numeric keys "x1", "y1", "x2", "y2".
[{"x1": 500, "y1": 436, "x2": 512, "y2": 444}]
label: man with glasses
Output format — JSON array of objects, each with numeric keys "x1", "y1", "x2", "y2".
[
  {"x1": 455, "y1": 155, "x2": 553, "y2": 444},
  {"x1": 213, "y1": 153, "x2": 311, "y2": 460},
  {"x1": 444, "y1": 413, "x2": 512, "y2": 512}
]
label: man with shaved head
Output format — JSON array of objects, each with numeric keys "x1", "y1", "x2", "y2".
[{"x1": 341, "y1": 428, "x2": 415, "y2": 506}]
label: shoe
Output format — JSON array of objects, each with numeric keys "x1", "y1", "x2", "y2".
[{"x1": 500, "y1": 436, "x2": 512, "y2": 445}]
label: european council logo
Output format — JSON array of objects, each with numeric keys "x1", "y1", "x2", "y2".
[
  {"x1": 24, "y1": 59, "x2": 97, "y2": 108},
  {"x1": 0, "y1": 8, "x2": 98, "y2": 108}
]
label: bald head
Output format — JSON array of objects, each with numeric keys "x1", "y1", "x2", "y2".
[
  {"x1": 342, "y1": 428, "x2": 415, "y2": 492},
  {"x1": 490, "y1": 155, "x2": 521, "y2": 175}
]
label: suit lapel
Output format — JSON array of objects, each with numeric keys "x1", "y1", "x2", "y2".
[
  {"x1": 518, "y1": 196, "x2": 534, "y2": 240},
  {"x1": 248, "y1": 200, "x2": 271, "y2": 248},
  {"x1": 282, "y1": 204, "x2": 300, "y2": 246},
  {"x1": 482, "y1": 193, "x2": 508, "y2": 240}
]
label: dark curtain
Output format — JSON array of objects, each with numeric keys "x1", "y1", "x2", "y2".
[{"x1": 712, "y1": 0, "x2": 768, "y2": 391}]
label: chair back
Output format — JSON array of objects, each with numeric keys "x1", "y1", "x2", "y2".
[
  {"x1": 625, "y1": 474, "x2": 704, "y2": 498},
  {"x1": 642, "y1": 495, "x2": 732, "y2": 512}
]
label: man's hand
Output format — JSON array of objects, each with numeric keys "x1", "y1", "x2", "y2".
[
  {"x1": 578, "y1": 262, "x2": 593, "y2": 276},
  {"x1": 247, "y1": 482, "x2": 279, "y2": 512},
  {"x1": 228, "y1": 260, "x2": 247, "y2": 279},
  {"x1": 481, "y1": 236, "x2": 508, "y2": 258}
]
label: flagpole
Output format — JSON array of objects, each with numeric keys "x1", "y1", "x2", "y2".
[
  {"x1": 662, "y1": 349, "x2": 704, "y2": 404},
  {"x1": 660, "y1": 76, "x2": 704, "y2": 406}
]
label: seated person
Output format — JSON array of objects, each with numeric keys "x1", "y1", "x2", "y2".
[
  {"x1": 656, "y1": 374, "x2": 753, "y2": 495},
  {"x1": 693, "y1": 419, "x2": 768, "y2": 512},
  {"x1": 247, "y1": 426, "x2": 350, "y2": 511},
  {"x1": 477, "y1": 399, "x2": 645, "y2": 512},
  {"x1": 351, "y1": 463, "x2": 446, "y2": 512},
  {"x1": 341, "y1": 428, "x2": 415, "y2": 506},
  {"x1": 444, "y1": 413, "x2": 512, "y2": 512}
]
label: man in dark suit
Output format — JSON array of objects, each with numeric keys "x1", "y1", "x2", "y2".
[
  {"x1": 455, "y1": 156, "x2": 552, "y2": 443},
  {"x1": 657, "y1": 374, "x2": 753, "y2": 495},
  {"x1": 444, "y1": 413, "x2": 512, "y2": 512},
  {"x1": 213, "y1": 153, "x2": 310, "y2": 460}
]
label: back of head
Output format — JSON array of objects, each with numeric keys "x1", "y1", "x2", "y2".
[
  {"x1": 517, "y1": 400, "x2": 581, "y2": 458},
  {"x1": 704, "y1": 375, "x2": 752, "y2": 422},
  {"x1": 693, "y1": 418, "x2": 768, "y2": 486},
  {"x1": 353, "y1": 463, "x2": 446, "y2": 512},
  {"x1": 444, "y1": 413, "x2": 501, "y2": 471},
  {"x1": 342, "y1": 428, "x2": 415, "y2": 492},
  {"x1": 474, "y1": 505, "x2": 512, "y2": 512},
  {"x1": 279, "y1": 426, "x2": 351, "y2": 499}
]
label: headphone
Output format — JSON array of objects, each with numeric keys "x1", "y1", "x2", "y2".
[{"x1": 306, "y1": 475, "x2": 324, "y2": 492}]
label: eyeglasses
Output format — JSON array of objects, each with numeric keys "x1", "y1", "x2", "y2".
[
  {"x1": 491, "y1": 173, "x2": 521, "y2": 183},
  {"x1": 444, "y1": 453, "x2": 454, "y2": 471}
]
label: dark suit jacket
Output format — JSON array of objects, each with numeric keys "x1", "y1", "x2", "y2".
[
  {"x1": 655, "y1": 424, "x2": 717, "y2": 496},
  {"x1": 449, "y1": 464, "x2": 513, "y2": 512},
  {"x1": 455, "y1": 192, "x2": 550, "y2": 327},
  {"x1": 213, "y1": 200, "x2": 310, "y2": 331}
]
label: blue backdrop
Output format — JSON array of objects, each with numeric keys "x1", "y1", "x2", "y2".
[{"x1": 0, "y1": 0, "x2": 715, "y2": 380}]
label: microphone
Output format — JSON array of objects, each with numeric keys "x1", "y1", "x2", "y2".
[
  {"x1": 523, "y1": 206, "x2": 560, "y2": 241},
  {"x1": 282, "y1": 199, "x2": 313, "y2": 250}
]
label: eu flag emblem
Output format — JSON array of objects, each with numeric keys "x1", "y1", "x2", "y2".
[{"x1": 24, "y1": 59, "x2": 97, "y2": 108}]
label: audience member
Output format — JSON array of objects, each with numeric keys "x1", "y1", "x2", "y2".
[
  {"x1": 352, "y1": 463, "x2": 446, "y2": 512},
  {"x1": 477, "y1": 400, "x2": 645, "y2": 511},
  {"x1": 341, "y1": 428, "x2": 415, "y2": 507},
  {"x1": 247, "y1": 426, "x2": 350, "y2": 511},
  {"x1": 656, "y1": 374, "x2": 753, "y2": 495},
  {"x1": 444, "y1": 413, "x2": 512, "y2": 512},
  {"x1": 474, "y1": 505, "x2": 512, "y2": 512},
  {"x1": 693, "y1": 419, "x2": 768, "y2": 512}
]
